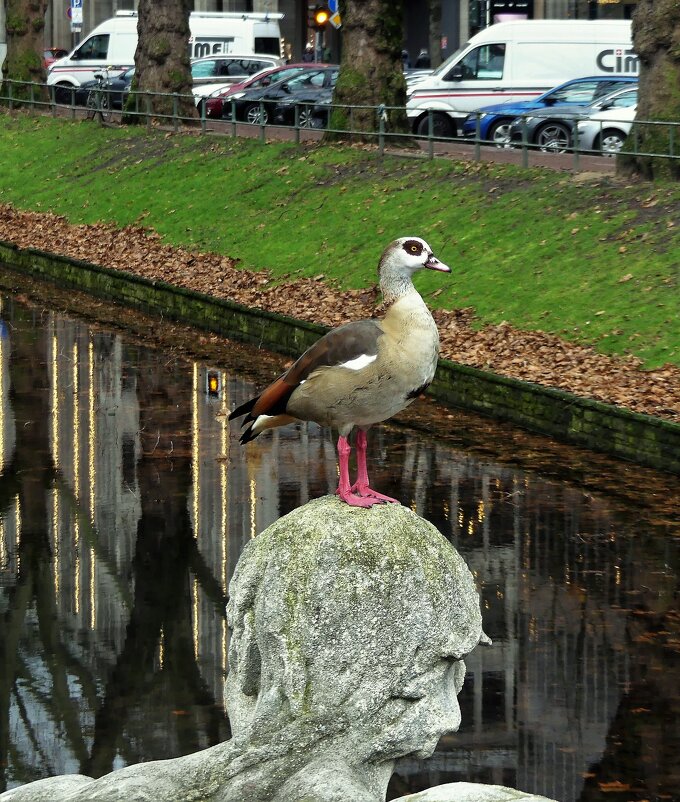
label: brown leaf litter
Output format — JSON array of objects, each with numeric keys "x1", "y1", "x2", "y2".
[{"x1": 0, "y1": 203, "x2": 678, "y2": 424}]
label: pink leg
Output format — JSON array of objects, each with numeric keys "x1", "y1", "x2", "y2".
[
  {"x1": 350, "y1": 430, "x2": 398, "y2": 504},
  {"x1": 335, "y1": 435, "x2": 377, "y2": 507}
]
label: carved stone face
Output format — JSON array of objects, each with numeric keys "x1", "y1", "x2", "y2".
[{"x1": 225, "y1": 498, "x2": 486, "y2": 768}]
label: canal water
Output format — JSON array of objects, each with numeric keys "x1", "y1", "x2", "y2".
[{"x1": 0, "y1": 270, "x2": 679, "y2": 802}]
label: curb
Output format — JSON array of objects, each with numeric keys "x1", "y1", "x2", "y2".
[{"x1": 0, "y1": 239, "x2": 678, "y2": 475}]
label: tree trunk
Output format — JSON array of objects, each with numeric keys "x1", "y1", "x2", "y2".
[
  {"x1": 428, "y1": 0, "x2": 442, "y2": 69},
  {"x1": 132, "y1": 0, "x2": 197, "y2": 123},
  {"x1": 1, "y1": 0, "x2": 48, "y2": 101},
  {"x1": 617, "y1": 0, "x2": 680, "y2": 180},
  {"x1": 329, "y1": 0, "x2": 411, "y2": 142}
]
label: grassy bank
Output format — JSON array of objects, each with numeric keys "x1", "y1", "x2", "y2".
[{"x1": 0, "y1": 112, "x2": 678, "y2": 368}]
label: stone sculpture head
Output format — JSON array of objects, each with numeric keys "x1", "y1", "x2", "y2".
[{"x1": 223, "y1": 496, "x2": 487, "y2": 801}]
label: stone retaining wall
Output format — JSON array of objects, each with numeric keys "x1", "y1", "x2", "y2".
[{"x1": 1, "y1": 239, "x2": 678, "y2": 475}]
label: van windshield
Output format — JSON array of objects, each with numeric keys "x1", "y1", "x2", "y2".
[
  {"x1": 431, "y1": 43, "x2": 469, "y2": 77},
  {"x1": 74, "y1": 34, "x2": 109, "y2": 61},
  {"x1": 254, "y1": 37, "x2": 281, "y2": 56}
]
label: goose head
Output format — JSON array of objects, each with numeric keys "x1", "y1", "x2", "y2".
[{"x1": 378, "y1": 236, "x2": 450, "y2": 302}]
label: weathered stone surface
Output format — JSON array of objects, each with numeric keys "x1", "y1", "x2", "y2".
[
  {"x1": 392, "y1": 784, "x2": 558, "y2": 802},
  {"x1": 0, "y1": 497, "x2": 555, "y2": 802}
]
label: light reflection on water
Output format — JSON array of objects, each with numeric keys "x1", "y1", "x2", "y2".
[{"x1": 0, "y1": 283, "x2": 679, "y2": 802}]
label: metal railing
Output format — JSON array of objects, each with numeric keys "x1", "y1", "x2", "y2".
[{"x1": 2, "y1": 78, "x2": 679, "y2": 170}]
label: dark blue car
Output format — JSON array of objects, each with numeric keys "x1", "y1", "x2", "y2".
[{"x1": 461, "y1": 75, "x2": 638, "y2": 147}]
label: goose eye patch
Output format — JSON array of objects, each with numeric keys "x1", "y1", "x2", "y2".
[{"x1": 404, "y1": 240, "x2": 423, "y2": 255}]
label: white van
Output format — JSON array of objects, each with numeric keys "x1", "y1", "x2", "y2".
[
  {"x1": 47, "y1": 10, "x2": 283, "y2": 93},
  {"x1": 407, "y1": 20, "x2": 637, "y2": 137}
]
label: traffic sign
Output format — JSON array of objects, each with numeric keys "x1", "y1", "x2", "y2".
[
  {"x1": 328, "y1": 0, "x2": 338, "y2": 11},
  {"x1": 329, "y1": 10, "x2": 341, "y2": 28},
  {"x1": 70, "y1": 0, "x2": 83, "y2": 23}
]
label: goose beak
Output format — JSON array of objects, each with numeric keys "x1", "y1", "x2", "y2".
[{"x1": 425, "y1": 253, "x2": 451, "y2": 273}]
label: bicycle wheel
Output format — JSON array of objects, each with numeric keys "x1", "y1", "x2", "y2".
[
  {"x1": 100, "y1": 93, "x2": 112, "y2": 122},
  {"x1": 85, "y1": 90, "x2": 112, "y2": 122},
  {"x1": 85, "y1": 90, "x2": 98, "y2": 119}
]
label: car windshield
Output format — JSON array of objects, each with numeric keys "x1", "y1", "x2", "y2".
[
  {"x1": 545, "y1": 81, "x2": 612, "y2": 104},
  {"x1": 249, "y1": 67, "x2": 304, "y2": 89},
  {"x1": 285, "y1": 70, "x2": 333, "y2": 90},
  {"x1": 592, "y1": 87, "x2": 638, "y2": 110}
]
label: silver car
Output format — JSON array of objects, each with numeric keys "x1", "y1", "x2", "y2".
[
  {"x1": 575, "y1": 101, "x2": 637, "y2": 155},
  {"x1": 190, "y1": 54, "x2": 284, "y2": 86}
]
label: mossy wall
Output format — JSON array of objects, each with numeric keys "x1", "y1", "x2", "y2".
[{"x1": 0, "y1": 239, "x2": 678, "y2": 475}]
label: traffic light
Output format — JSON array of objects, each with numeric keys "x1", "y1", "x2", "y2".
[
  {"x1": 308, "y1": 4, "x2": 330, "y2": 29},
  {"x1": 314, "y1": 6, "x2": 330, "y2": 27}
]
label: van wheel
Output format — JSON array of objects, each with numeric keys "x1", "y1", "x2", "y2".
[
  {"x1": 487, "y1": 118, "x2": 512, "y2": 148},
  {"x1": 415, "y1": 112, "x2": 455, "y2": 138},
  {"x1": 535, "y1": 121, "x2": 571, "y2": 153},
  {"x1": 53, "y1": 82, "x2": 74, "y2": 105}
]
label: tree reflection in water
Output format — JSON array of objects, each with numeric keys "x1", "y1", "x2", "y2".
[{"x1": 0, "y1": 286, "x2": 678, "y2": 802}]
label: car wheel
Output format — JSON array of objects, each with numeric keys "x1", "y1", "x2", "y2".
[
  {"x1": 597, "y1": 128, "x2": 627, "y2": 156},
  {"x1": 535, "y1": 121, "x2": 571, "y2": 153},
  {"x1": 487, "y1": 118, "x2": 512, "y2": 148},
  {"x1": 298, "y1": 107, "x2": 316, "y2": 128},
  {"x1": 415, "y1": 112, "x2": 455, "y2": 138},
  {"x1": 244, "y1": 103, "x2": 268, "y2": 125}
]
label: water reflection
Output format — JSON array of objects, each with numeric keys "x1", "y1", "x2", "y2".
[{"x1": 0, "y1": 285, "x2": 678, "y2": 802}]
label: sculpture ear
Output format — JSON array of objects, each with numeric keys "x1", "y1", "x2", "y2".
[{"x1": 237, "y1": 609, "x2": 262, "y2": 697}]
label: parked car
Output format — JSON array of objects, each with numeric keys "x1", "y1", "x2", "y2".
[
  {"x1": 70, "y1": 67, "x2": 135, "y2": 108},
  {"x1": 227, "y1": 66, "x2": 339, "y2": 126},
  {"x1": 508, "y1": 85, "x2": 638, "y2": 152},
  {"x1": 574, "y1": 102, "x2": 637, "y2": 155},
  {"x1": 461, "y1": 75, "x2": 638, "y2": 147},
  {"x1": 194, "y1": 63, "x2": 324, "y2": 119},
  {"x1": 277, "y1": 85, "x2": 335, "y2": 129},
  {"x1": 190, "y1": 54, "x2": 284, "y2": 87},
  {"x1": 43, "y1": 47, "x2": 68, "y2": 69}
]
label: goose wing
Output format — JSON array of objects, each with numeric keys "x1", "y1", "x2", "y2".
[{"x1": 229, "y1": 319, "x2": 383, "y2": 441}]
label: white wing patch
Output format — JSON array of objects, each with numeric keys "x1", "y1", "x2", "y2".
[
  {"x1": 252, "y1": 414, "x2": 274, "y2": 433},
  {"x1": 340, "y1": 354, "x2": 378, "y2": 371}
]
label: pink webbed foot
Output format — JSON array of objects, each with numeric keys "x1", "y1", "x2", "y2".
[
  {"x1": 349, "y1": 483, "x2": 399, "y2": 504},
  {"x1": 351, "y1": 429, "x2": 399, "y2": 504},
  {"x1": 335, "y1": 434, "x2": 387, "y2": 508},
  {"x1": 335, "y1": 486, "x2": 385, "y2": 508}
]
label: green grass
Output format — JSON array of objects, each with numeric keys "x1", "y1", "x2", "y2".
[{"x1": 1, "y1": 112, "x2": 679, "y2": 368}]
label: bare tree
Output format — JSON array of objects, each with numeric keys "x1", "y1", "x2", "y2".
[
  {"x1": 330, "y1": 0, "x2": 411, "y2": 139},
  {"x1": 132, "y1": 0, "x2": 197, "y2": 121},
  {"x1": 1, "y1": 0, "x2": 48, "y2": 99},
  {"x1": 618, "y1": 0, "x2": 680, "y2": 180}
]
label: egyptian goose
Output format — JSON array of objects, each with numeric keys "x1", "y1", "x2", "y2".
[{"x1": 229, "y1": 236, "x2": 450, "y2": 507}]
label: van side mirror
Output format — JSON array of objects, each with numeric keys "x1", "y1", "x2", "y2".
[{"x1": 449, "y1": 65, "x2": 464, "y2": 81}]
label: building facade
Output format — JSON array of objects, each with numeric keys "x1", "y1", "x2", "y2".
[
  {"x1": 30, "y1": 0, "x2": 638, "y2": 67},
  {"x1": 402, "y1": 0, "x2": 637, "y2": 70}
]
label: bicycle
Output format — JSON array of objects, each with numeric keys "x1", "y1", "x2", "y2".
[{"x1": 86, "y1": 68, "x2": 113, "y2": 122}]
